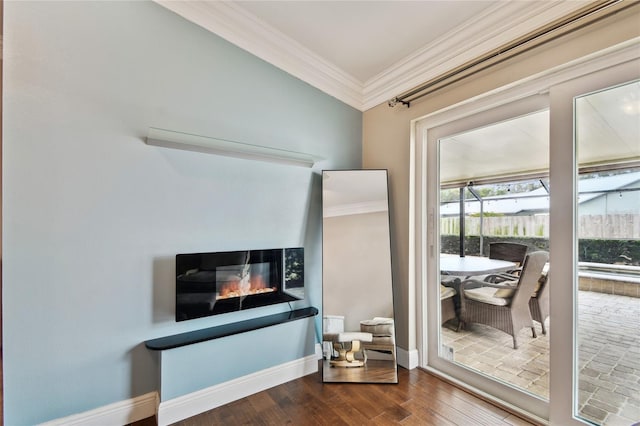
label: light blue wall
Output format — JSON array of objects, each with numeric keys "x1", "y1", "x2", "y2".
[{"x1": 2, "y1": 1, "x2": 361, "y2": 424}]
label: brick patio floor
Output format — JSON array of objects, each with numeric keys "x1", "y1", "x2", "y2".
[{"x1": 441, "y1": 290, "x2": 639, "y2": 425}]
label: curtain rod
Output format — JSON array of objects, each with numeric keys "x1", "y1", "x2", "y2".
[{"x1": 388, "y1": 0, "x2": 632, "y2": 108}]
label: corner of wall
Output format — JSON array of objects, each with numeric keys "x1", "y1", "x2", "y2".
[{"x1": 396, "y1": 346, "x2": 419, "y2": 370}]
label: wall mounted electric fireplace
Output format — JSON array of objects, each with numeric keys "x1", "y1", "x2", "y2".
[{"x1": 175, "y1": 247, "x2": 304, "y2": 321}]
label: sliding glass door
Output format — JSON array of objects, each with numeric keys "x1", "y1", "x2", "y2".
[
  {"x1": 421, "y1": 94, "x2": 551, "y2": 420},
  {"x1": 439, "y1": 177, "x2": 551, "y2": 400},
  {"x1": 574, "y1": 81, "x2": 639, "y2": 425},
  {"x1": 416, "y1": 56, "x2": 639, "y2": 424}
]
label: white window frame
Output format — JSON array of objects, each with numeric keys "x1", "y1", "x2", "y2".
[
  {"x1": 549, "y1": 62, "x2": 640, "y2": 426},
  {"x1": 410, "y1": 40, "x2": 640, "y2": 425}
]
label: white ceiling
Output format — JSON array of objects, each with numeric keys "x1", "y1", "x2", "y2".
[
  {"x1": 440, "y1": 110, "x2": 550, "y2": 185},
  {"x1": 440, "y1": 81, "x2": 640, "y2": 185},
  {"x1": 156, "y1": 0, "x2": 590, "y2": 111},
  {"x1": 235, "y1": 1, "x2": 495, "y2": 83}
]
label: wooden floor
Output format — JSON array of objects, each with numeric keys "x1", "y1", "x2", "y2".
[{"x1": 140, "y1": 365, "x2": 537, "y2": 426}]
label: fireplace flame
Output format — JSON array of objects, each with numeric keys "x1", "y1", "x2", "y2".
[{"x1": 217, "y1": 274, "x2": 276, "y2": 300}]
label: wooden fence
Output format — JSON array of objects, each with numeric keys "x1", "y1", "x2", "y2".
[{"x1": 441, "y1": 214, "x2": 640, "y2": 238}]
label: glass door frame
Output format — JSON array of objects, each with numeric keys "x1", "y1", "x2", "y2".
[
  {"x1": 548, "y1": 61, "x2": 640, "y2": 426},
  {"x1": 411, "y1": 44, "x2": 640, "y2": 425},
  {"x1": 418, "y1": 95, "x2": 551, "y2": 422}
]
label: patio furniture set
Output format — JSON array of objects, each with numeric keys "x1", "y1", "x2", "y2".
[{"x1": 441, "y1": 243, "x2": 550, "y2": 349}]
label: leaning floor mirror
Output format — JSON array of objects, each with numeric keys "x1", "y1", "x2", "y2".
[{"x1": 322, "y1": 169, "x2": 397, "y2": 383}]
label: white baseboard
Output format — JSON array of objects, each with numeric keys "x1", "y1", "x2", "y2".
[
  {"x1": 157, "y1": 353, "x2": 319, "y2": 426},
  {"x1": 396, "y1": 347, "x2": 419, "y2": 370},
  {"x1": 39, "y1": 391, "x2": 158, "y2": 426},
  {"x1": 38, "y1": 353, "x2": 319, "y2": 426}
]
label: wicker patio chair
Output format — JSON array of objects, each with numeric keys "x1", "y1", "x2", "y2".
[
  {"x1": 441, "y1": 285, "x2": 457, "y2": 325},
  {"x1": 457, "y1": 251, "x2": 549, "y2": 349},
  {"x1": 481, "y1": 242, "x2": 529, "y2": 282},
  {"x1": 529, "y1": 266, "x2": 550, "y2": 334}
]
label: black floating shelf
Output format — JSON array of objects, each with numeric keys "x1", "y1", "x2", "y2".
[{"x1": 145, "y1": 307, "x2": 318, "y2": 351}]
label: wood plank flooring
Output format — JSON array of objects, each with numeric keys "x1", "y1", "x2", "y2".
[{"x1": 142, "y1": 364, "x2": 537, "y2": 426}]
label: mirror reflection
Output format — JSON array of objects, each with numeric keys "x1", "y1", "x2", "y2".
[{"x1": 322, "y1": 169, "x2": 398, "y2": 383}]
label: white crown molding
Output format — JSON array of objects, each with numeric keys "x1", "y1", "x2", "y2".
[
  {"x1": 154, "y1": 0, "x2": 364, "y2": 110},
  {"x1": 362, "y1": 1, "x2": 591, "y2": 110},
  {"x1": 155, "y1": 1, "x2": 591, "y2": 112}
]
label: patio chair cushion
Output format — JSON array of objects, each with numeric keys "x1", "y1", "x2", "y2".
[
  {"x1": 441, "y1": 284, "x2": 456, "y2": 299},
  {"x1": 464, "y1": 286, "x2": 510, "y2": 306},
  {"x1": 493, "y1": 280, "x2": 519, "y2": 298}
]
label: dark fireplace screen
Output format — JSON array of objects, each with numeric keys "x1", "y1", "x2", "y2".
[{"x1": 175, "y1": 247, "x2": 304, "y2": 321}]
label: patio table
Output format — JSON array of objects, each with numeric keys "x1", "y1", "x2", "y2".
[{"x1": 440, "y1": 254, "x2": 517, "y2": 276}]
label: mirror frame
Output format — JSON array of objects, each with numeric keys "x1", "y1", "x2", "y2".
[{"x1": 321, "y1": 169, "x2": 398, "y2": 384}]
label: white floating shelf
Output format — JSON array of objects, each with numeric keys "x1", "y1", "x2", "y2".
[{"x1": 145, "y1": 127, "x2": 320, "y2": 168}]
